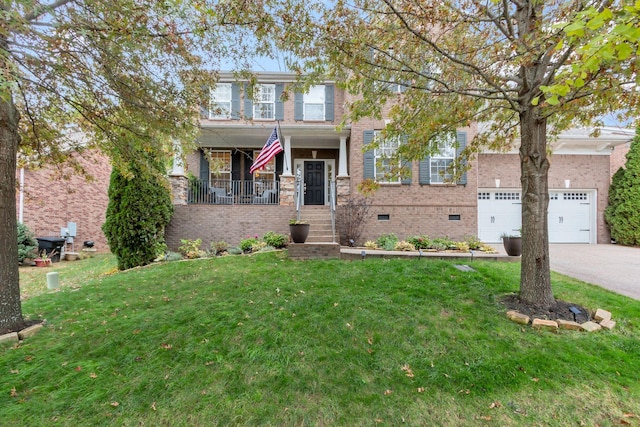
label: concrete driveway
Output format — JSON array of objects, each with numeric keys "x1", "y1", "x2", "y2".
[{"x1": 549, "y1": 244, "x2": 640, "y2": 300}]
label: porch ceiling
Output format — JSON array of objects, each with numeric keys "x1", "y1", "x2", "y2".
[{"x1": 198, "y1": 124, "x2": 351, "y2": 149}]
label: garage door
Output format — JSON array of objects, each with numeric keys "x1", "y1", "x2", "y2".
[
  {"x1": 478, "y1": 190, "x2": 594, "y2": 243},
  {"x1": 548, "y1": 191, "x2": 592, "y2": 243},
  {"x1": 477, "y1": 191, "x2": 522, "y2": 242}
]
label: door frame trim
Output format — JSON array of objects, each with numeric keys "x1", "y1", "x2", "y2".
[{"x1": 294, "y1": 158, "x2": 336, "y2": 205}]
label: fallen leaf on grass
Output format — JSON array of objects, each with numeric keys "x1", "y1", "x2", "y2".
[
  {"x1": 75, "y1": 366, "x2": 82, "y2": 372},
  {"x1": 10, "y1": 369, "x2": 18, "y2": 374},
  {"x1": 477, "y1": 415, "x2": 492, "y2": 421},
  {"x1": 401, "y1": 364, "x2": 415, "y2": 378},
  {"x1": 110, "y1": 401, "x2": 119, "y2": 407},
  {"x1": 489, "y1": 401, "x2": 502, "y2": 409},
  {"x1": 10, "y1": 387, "x2": 18, "y2": 398},
  {"x1": 417, "y1": 387, "x2": 425, "y2": 393},
  {"x1": 151, "y1": 402, "x2": 157, "y2": 411},
  {"x1": 161, "y1": 343, "x2": 172, "y2": 350},
  {"x1": 383, "y1": 389, "x2": 393, "y2": 396},
  {"x1": 90, "y1": 373, "x2": 98, "y2": 379}
]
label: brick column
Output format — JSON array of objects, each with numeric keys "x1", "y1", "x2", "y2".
[
  {"x1": 279, "y1": 175, "x2": 295, "y2": 206},
  {"x1": 169, "y1": 174, "x2": 188, "y2": 205},
  {"x1": 336, "y1": 176, "x2": 351, "y2": 205}
]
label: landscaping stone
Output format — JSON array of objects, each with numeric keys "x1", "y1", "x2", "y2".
[
  {"x1": 556, "y1": 319, "x2": 583, "y2": 331},
  {"x1": 506, "y1": 310, "x2": 530, "y2": 325},
  {"x1": 0, "y1": 332, "x2": 19, "y2": 345},
  {"x1": 581, "y1": 321, "x2": 602, "y2": 332},
  {"x1": 599, "y1": 319, "x2": 616, "y2": 330},
  {"x1": 532, "y1": 318, "x2": 558, "y2": 331},
  {"x1": 594, "y1": 308, "x2": 612, "y2": 322},
  {"x1": 18, "y1": 324, "x2": 43, "y2": 340}
]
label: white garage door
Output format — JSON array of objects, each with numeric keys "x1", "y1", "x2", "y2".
[
  {"x1": 478, "y1": 190, "x2": 594, "y2": 243},
  {"x1": 548, "y1": 191, "x2": 592, "y2": 243},
  {"x1": 477, "y1": 191, "x2": 522, "y2": 242}
]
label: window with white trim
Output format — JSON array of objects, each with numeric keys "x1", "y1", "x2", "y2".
[
  {"x1": 209, "y1": 83, "x2": 232, "y2": 119},
  {"x1": 254, "y1": 84, "x2": 275, "y2": 120},
  {"x1": 207, "y1": 150, "x2": 232, "y2": 182},
  {"x1": 430, "y1": 135, "x2": 456, "y2": 183},
  {"x1": 374, "y1": 130, "x2": 402, "y2": 183},
  {"x1": 304, "y1": 85, "x2": 325, "y2": 120}
]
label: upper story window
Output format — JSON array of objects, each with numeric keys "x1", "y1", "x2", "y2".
[
  {"x1": 209, "y1": 83, "x2": 232, "y2": 119},
  {"x1": 201, "y1": 83, "x2": 232, "y2": 119},
  {"x1": 374, "y1": 130, "x2": 402, "y2": 183},
  {"x1": 430, "y1": 135, "x2": 456, "y2": 184},
  {"x1": 253, "y1": 84, "x2": 275, "y2": 120},
  {"x1": 304, "y1": 85, "x2": 325, "y2": 120}
]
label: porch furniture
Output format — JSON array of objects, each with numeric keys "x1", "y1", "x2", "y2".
[
  {"x1": 210, "y1": 187, "x2": 233, "y2": 204},
  {"x1": 253, "y1": 189, "x2": 278, "y2": 204}
]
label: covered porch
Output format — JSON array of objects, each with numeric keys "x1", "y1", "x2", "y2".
[{"x1": 170, "y1": 123, "x2": 351, "y2": 207}]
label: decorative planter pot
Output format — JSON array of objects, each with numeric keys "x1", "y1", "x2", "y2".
[
  {"x1": 289, "y1": 224, "x2": 310, "y2": 243},
  {"x1": 502, "y1": 237, "x2": 522, "y2": 256},
  {"x1": 65, "y1": 252, "x2": 79, "y2": 261},
  {"x1": 34, "y1": 258, "x2": 52, "y2": 267}
]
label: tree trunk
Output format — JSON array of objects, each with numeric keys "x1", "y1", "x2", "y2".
[
  {"x1": 0, "y1": 37, "x2": 25, "y2": 332},
  {"x1": 518, "y1": 107, "x2": 555, "y2": 308}
]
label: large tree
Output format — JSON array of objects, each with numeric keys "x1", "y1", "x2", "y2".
[
  {"x1": 276, "y1": 0, "x2": 639, "y2": 308},
  {"x1": 0, "y1": 0, "x2": 280, "y2": 333}
]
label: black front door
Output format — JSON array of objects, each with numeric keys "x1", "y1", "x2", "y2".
[{"x1": 304, "y1": 161, "x2": 324, "y2": 205}]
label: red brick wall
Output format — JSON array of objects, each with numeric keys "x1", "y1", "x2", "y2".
[
  {"x1": 610, "y1": 143, "x2": 629, "y2": 177},
  {"x1": 17, "y1": 150, "x2": 112, "y2": 252},
  {"x1": 346, "y1": 119, "x2": 479, "y2": 242},
  {"x1": 477, "y1": 153, "x2": 612, "y2": 243},
  {"x1": 165, "y1": 204, "x2": 296, "y2": 250}
]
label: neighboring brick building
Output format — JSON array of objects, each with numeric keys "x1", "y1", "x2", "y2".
[
  {"x1": 17, "y1": 149, "x2": 111, "y2": 253},
  {"x1": 165, "y1": 72, "x2": 635, "y2": 249}
]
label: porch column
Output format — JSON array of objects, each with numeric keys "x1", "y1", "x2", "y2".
[
  {"x1": 337, "y1": 136, "x2": 348, "y2": 177},
  {"x1": 282, "y1": 135, "x2": 293, "y2": 176},
  {"x1": 171, "y1": 140, "x2": 185, "y2": 176}
]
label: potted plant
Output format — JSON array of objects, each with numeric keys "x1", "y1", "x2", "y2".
[
  {"x1": 501, "y1": 231, "x2": 522, "y2": 256},
  {"x1": 34, "y1": 250, "x2": 55, "y2": 267},
  {"x1": 289, "y1": 219, "x2": 310, "y2": 243}
]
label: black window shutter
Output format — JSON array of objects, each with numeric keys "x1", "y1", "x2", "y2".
[
  {"x1": 456, "y1": 132, "x2": 467, "y2": 185},
  {"x1": 199, "y1": 149, "x2": 209, "y2": 181},
  {"x1": 244, "y1": 83, "x2": 253, "y2": 119},
  {"x1": 294, "y1": 91, "x2": 303, "y2": 121},
  {"x1": 400, "y1": 135, "x2": 411, "y2": 184},
  {"x1": 324, "y1": 85, "x2": 334, "y2": 121},
  {"x1": 231, "y1": 83, "x2": 240, "y2": 120},
  {"x1": 363, "y1": 130, "x2": 375, "y2": 180},
  {"x1": 275, "y1": 84, "x2": 284, "y2": 120},
  {"x1": 419, "y1": 156, "x2": 431, "y2": 185}
]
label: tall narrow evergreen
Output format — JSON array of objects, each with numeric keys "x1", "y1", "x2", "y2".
[
  {"x1": 103, "y1": 156, "x2": 173, "y2": 270},
  {"x1": 606, "y1": 129, "x2": 640, "y2": 246}
]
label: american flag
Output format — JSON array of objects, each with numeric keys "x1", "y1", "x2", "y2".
[{"x1": 250, "y1": 127, "x2": 283, "y2": 174}]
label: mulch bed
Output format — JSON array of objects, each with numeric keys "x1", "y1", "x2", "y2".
[{"x1": 502, "y1": 294, "x2": 591, "y2": 323}]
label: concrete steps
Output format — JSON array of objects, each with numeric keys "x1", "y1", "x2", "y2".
[{"x1": 298, "y1": 206, "x2": 335, "y2": 243}]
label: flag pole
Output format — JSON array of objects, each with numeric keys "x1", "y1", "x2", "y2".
[{"x1": 276, "y1": 120, "x2": 288, "y2": 173}]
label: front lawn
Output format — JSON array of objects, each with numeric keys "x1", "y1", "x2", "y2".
[{"x1": 3, "y1": 252, "x2": 640, "y2": 426}]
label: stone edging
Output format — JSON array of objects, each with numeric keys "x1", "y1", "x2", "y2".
[
  {"x1": 0, "y1": 324, "x2": 44, "y2": 346},
  {"x1": 506, "y1": 308, "x2": 615, "y2": 332}
]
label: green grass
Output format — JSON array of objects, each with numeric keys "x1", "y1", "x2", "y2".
[{"x1": 3, "y1": 253, "x2": 640, "y2": 426}]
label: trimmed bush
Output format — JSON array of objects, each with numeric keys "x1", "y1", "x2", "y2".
[
  {"x1": 17, "y1": 222, "x2": 38, "y2": 263},
  {"x1": 606, "y1": 128, "x2": 640, "y2": 246},
  {"x1": 263, "y1": 231, "x2": 287, "y2": 249},
  {"x1": 103, "y1": 158, "x2": 173, "y2": 270},
  {"x1": 376, "y1": 233, "x2": 399, "y2": 251}
]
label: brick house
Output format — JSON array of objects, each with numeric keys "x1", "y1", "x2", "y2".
[
  {"x1": 16, "y1": 149, "x2": 112, "y2": 252},
  {"x1": 165, "y1": 72, "x2": 635, "y2": 249}
]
